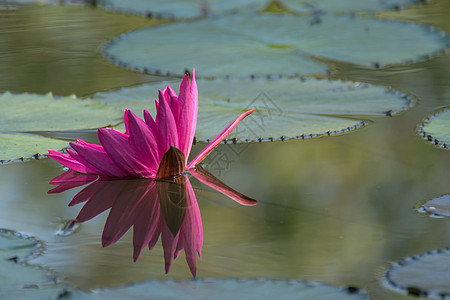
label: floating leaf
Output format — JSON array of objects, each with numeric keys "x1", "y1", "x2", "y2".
[
  {"x1": 96, "y1": 0, "x2": 430, "y2": 19},
  {"x1": 0, "y1": 133, "x2": 69, "y2": 162},
  {"x1": 383, "y1": 249, "x2": 450, "y2": 298},
  {"x1": 0, "y1": 92, "x2": 122, "y2": 162},
  {"x1": 418, "y1": 107, "x2": 450, "y2": 149},
  {"x1": 280, "y1": 0, "x2": 430, "y2": 14},
  {"x1": 0, "y1": 92, "x2": 122, "y2": 132},
  {"x1": 92, "y1": 78, "x2": 413, "y2": 142},
  {"x1": 98, "y1": 0, "x2": 263, "y2": 19},
  {"x1": 103, "y1": 15, "x2": 448, "y2": 78},
  {"x1": 65, "y1": 279, "x2": 368, "y2": 299},
  {"x1": 418, "y1": 194, "x2": 450, "y2": 218},
  {"x1": 0, "y1": 229, "x2": 63, "y2": 299}
]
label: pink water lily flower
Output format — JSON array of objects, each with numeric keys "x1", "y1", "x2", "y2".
[{"x1": 47, "y1": 70, "x2": 254, "y2": 179}]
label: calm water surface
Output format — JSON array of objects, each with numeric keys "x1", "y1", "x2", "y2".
[{"x1": 0, "y1": 2, "x2": 449, "y2": 299}]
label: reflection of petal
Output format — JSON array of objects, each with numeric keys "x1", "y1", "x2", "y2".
[
  {"x1": 48, "y1": 164, "x2": 255, "y2": 277},
  {"x1": 190, "y1": 165, "x2": 257, "y2": 206},
  {"x1": 102, "y1": 180, "x2": 156, "y2": 247},
  {"x1": 48, "y1": 170, "x2": 98, "y2": 194}
]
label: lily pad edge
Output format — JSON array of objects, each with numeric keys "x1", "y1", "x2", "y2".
[{"x1": 417, "y1": 106, "x2": 450, "y2": 149}]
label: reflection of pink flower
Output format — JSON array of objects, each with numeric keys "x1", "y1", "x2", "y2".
[
  {"x1": 47, "y1": 70, "x2": 253, "y2": 178},
  {"x1": 49, "y1": 168, "x2": 256, "y2": 277}
]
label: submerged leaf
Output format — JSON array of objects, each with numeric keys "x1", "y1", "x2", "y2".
[
  {"x1": 383, "y1": 249, "x2": 450, "y2": 298},
  {"x1": 65, "y1": 279, "x2": 368, "y2": 299},
  {"x1": 0, "y1": 229, "x2": 62, "y2": 299},
  {"x1": 92, "y1": 78, "x2": 413, "y2": 142},
  {"x1": 418, "y1": 107, "x2": 450, "y2": 149},
  {"x1": 418, "y1": 194, "x2": 450, "y2": 218},
  {"x1": 103, "y1": 14, "x2": 448, "y2": 78}
]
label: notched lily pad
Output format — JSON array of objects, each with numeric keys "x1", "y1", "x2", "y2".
[
  {"x1": 0, "y1": 92, "x2": 122, "y2": 132},
  {"x1": 417, "y1": 107, "x2": 450, "y2": 149},
  {"x1": 280, "y1": 0, "x2": 432, "y2": 14},
  {"x1": 92, "y1": 78, "x2": 413, "y2": 143},
  {"x1": 96, "y1": 0, "x2": 430, "y2": 19},
  {"x1": 65, "y1": 279, "x2": 368, "y2": 299},
  {"x1": 418, "y1": 194, "x2": 450, "y2": 218},
  {"x1": 103, "y1": 14, "x2": 448, "y2": 78},
  {"x1": 0, "y1": 229, "x2": 62, "y2": 299},
  {"x1": 0, "y1": 92, "x2": 122, "y2": 162},
  {"x1": 383, "y1": 248, "x2": 450, "y2": 298},
  {"x1": 98, "y1": 0, "x2": 263, "y2": 19},
  {"x1": 0, "y1": 133, "x2": 69, "y2": 163}
]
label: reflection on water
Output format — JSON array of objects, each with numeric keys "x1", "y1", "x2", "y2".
[{"x1": 48, "y1": 168, "x2": 256, "y2": 277}]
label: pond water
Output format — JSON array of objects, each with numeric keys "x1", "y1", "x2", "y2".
[{"x1": 0, "y1": 2, "x2": 449, "y2": 299}]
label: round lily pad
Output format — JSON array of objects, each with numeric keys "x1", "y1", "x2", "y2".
[
  {"x1": 0, "y1": 92, "x2": 122, "y2": 132},
  {"x1": 96, "y1": 0, "x2": 430, "y2": 19},
  {"x1": 0, "y1": 133, "x2": 69, "y2": 163},
  {"x1": 0, "y1": 229, "x2": 62, "y2": 299},
  {"x1": 383, "y1": 249, "x2": 450, "y2": 298},
  {"x1": 103, "y1": 14, "x2": 448, "y2": 78},
  {"x1": 281, "y1": 0, "x2": 431, "y2": 14},
  {"x1": 418, "y1": 194, "x2": 450, "y2": 218},
  {"x1": 92, "y1": 78, "x2": 413, "y2": 143},
  {"x1": 65, "y1": 279, "x2": 368, "y2": 299},
  {"x1": 0, "y1": 92, "x2": 122, "y2": 162},
  {"x1": 98, "y1": 0, "x2": 263, "y2": 19},
  {"x1": 417, "y1": 107, "x2": 450, "y2": 149}
]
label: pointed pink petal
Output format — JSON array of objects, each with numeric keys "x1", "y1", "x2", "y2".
[
  {"x1": 177, "y1": 71, "x2": 195, "y2": 161},
  {"x1": 76, "y1": 139, "x2": 105, "y2": 152},
  {"x1": 143, "y1": 109, "x2": 158, "y2": 134},
  {"x1": 190, "y1": 166, "x2": 257, "y2": 206},
  {"x1": 71, "y1": 142, "x2": 128, "y2": 177},
  {"x1": 124, "y1": 109, "x2": 130, "y2": 135},
  {"x1": 154, "y1": 99, "x2": 159, "y2": 122},
  {"x1": 164, "y1": 85, "x2": 180, "y2": 122},
  {"x1": 157, "y1": 90, "x2": 179, "y2": 157},
  {"x1": 47, "y1": 150, "x2": 98, "y2": 175},
  {"x1": 98, "y1": 129, "x2": 156, "y2": 178},
  {"x1": 187, "y1": 109, "x2": 254, "y2": 169},
  {"x1": 127, "y1": 110, "x2": 160, "y2": 170},
  {"x1": 67, "y1": 148, "x2": 106, "y2": 175}
]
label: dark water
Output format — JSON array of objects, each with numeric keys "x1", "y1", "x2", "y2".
[{"x1": 0, "y1": 2, "x2": 449, "y2": 299}]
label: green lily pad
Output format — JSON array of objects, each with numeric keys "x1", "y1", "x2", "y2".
[
  {"x1": 96, "y1": 0, "x2": 430, "y2": 19},
  {"x1": 98, "y1": 0, "x2": 263, "y2": 19},
  {"x1": 103, "y1": 15, "x2": 448, "y2": 78},
  {"x1": 418, "y1": 107, "x2": 450, "y2": 149},
  {"x1": 280, "y1": 0, "x2": 430, "y2": 14},
  {"x1": 0, "y1": 229, "x2": 63, "y2": 299},
  {"x1": 383, "y1": 249, "x2": 450, "y2": 298},
  {"x1": 0, "y1": 133, "x2": 69, "y2": 162},
  {"x1": 92, "y1": 78, "x2": 413, "y2": 142},
  {"x1": 418, "y1": 194, "x2": 450, "y2": 218},
  {"x1": 0, "y1": 92, "x2": 122, "y2": 162},
  {"x1": 65, "y1": 279, "x2": 368, "y2": 299},
  {"x1": 0, "y1": 92, "x2": 121, "y2": 132}
]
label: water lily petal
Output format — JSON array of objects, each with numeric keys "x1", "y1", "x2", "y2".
[
  {"x1": 98, "y1": 129, "x2": 156, "y2": 178},
  {"x1": 76, "y1": 139, "x2": 105, "y2": 152},
  {"x1": 157, "y1": 90, "x2": 179, "y2": 157},
  {"x1": 177, "y1": 72, "x2": 194, "y2": 161},
  {"x1": 70, "y1": 142, "x2": 128, "y2": 177},
  {"x1": 127, "y1": 110, "x2": 160, "y2": 170},
  {"x1": 47, "y1": 150, "x2": 98, "y2": 175},
  {"x1": 187, "y1": 109, "x2": 254, "y2": 169}
]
